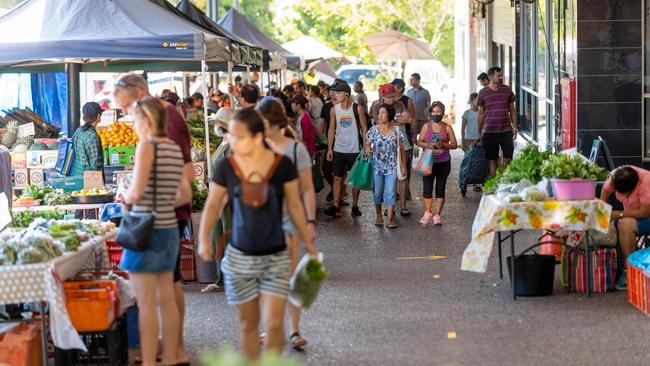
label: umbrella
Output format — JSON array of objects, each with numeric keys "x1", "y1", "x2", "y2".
[
  {"x1": 365, "y1": 30, "x2": 434, "y2": 60},
  {"x1": 282, "y1": 36, "x2": 342, "y2": 62}
]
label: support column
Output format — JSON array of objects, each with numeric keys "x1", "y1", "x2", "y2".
[{"x1": 66, "y1": 63, "x2": 81, "y2": 135}]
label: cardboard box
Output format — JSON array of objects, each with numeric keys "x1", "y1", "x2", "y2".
[
  {"x1": 9, "y1": 152, "x2": 26, "y2": 169},
  {"x1": 108, "y1": 145, "x2": 135, "y2": 166},
  {"x1": 26, "y1": 150, "x2": 59, "y2": 169},
  {"x1": 49, "y1": 176, "x2": 84, "y2": 192},
  {"x1": 12, "y1": 169, "x2": 29, "y2": 187},
  {"x1": 193, "y1": 162, "x2": 207, "y2": 182},
  {"x1": 29, "y1": 168, "x2": 45, "y2": 186},
  {"x1": 83, "y1": 171, "x2": 104, "y2": 189},
  {"x1": 103, "y1": 147, "x2": 109, "y2": 166}
]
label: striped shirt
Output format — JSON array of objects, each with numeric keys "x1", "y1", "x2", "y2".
[
  {"x1": 132, "y1": 141, "x2": 183, "y2": 228},
  {"x1": 478, "y1": 85, "x2": 516, "y2": 133}
]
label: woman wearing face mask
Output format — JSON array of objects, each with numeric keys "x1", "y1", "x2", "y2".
[
  {"x1": 198, "y1": 108, "x2": 318, "y2": 361},
  {"x1": 416, "y1": 101, "x2": 458, "y2": 226}
]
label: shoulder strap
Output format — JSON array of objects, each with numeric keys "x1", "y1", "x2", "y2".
[
  {"x1": 228, "y1": 154, "x2": 283, "y2": 183},
  {"x1": 264, "y1": 154, "x2": 284, "y2": 182},
  {"x1": 293, "y1": 141, "x2": 298, "y2": 165},
  {"x1": 227, "y1": 155, "x2": 245, "y2": 181}
]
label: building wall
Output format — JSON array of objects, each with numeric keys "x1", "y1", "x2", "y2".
[{"x1": 575, "y1": 0, "x2": 644, "y2": 167}]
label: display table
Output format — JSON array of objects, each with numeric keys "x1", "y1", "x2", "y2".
[
  {"x1": 461, "y1": 196, "x2": 612, "y2": 298},
  {"x1": 12, "y1": 203, "x2": 106, "y2": 218},
  {"x1": 0, "y1": 231, "x2": 116, "y2": 364}
]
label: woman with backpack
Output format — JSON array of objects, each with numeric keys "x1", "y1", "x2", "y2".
[
  {"x1": 257, "y1": 97, "x2": 317, "y2": 350},
  {"x1": 197, "y1": 108, "x2": 318, "y2": 361}
]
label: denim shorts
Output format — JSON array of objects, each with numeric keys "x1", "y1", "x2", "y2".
[
  {"x1": 638, "y1": 216, "x2": 650, "y2": 236},
  {"x1": 282, "y1": 216, "x2": 299, "y2": 236},
  {"x1": 221, "y1": 246, "x2": 292, "y2": 306},
  {"x1": 120, "y1": 227, "x2": 180, "y2": 273},
  {"x1": 373, "y1": 171, "x2": 398, "y2": 205}
]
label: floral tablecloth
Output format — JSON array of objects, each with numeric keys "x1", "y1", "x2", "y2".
[{"x1": 461, "y1": 196, "x2": 611, "y2": 273}]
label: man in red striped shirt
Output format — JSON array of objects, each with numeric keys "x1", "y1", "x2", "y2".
[{"x1": 477, "y1": 66, "x2": 518, "y2": 177}]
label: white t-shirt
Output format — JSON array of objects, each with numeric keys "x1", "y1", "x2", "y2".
[
  {"x1": 462, "y1": 109, "x2": 479, "y2": 140},
  {"x1": 334, "y1": 103, "x2": 360, "y2": 154}
]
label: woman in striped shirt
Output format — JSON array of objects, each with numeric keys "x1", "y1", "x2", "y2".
[{"x1": 120, "y1": 96, "x2": 185, "y2": 366}]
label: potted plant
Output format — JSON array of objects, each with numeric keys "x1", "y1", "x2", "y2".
[{"x1": 540, "y1": 154, "x2": 607, "y2": 200}]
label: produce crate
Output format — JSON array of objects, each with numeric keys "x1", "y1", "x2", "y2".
[
  {"x1": 627, "y1": 264, "x2": 649, "y2": 316},
  {"x1": 106, "y1": 241, "x2": 123, "y2": 269},
  {"x1": 108, "y1": 145, "x2": 135, "y2": 166},
  {"x1": 54, "y1": 315, "x2": 128, "y2": 366},
  {"x1": 0, "y1": 323, "x2": 41, "y2": 366},
  {"x1": 180, "y1": 240, "x2": 196, "y2": 282}
]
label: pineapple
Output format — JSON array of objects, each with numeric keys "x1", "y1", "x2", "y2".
[
  {"x1": 2, "y1": 120, "x2": 18, "y2": 149},
  {"x1": 16, "y1": 135, "x2": 34, "y2": 148}
]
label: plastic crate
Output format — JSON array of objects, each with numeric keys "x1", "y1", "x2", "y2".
[
  {"x1": 180, "y1": 240, "x2": 196, "y2": 282},
  {"x1": 0, "y1": 323, "x2": 41, "y2": 366},
  {"x1": 64, "y1": 280, "x2": 118, "y2": 332},
  {"x1": 627, "y1": 264, "x2": 645, "y2": 311},
  {"x1": 54, "y1": 315, "x2": 128, "y2": 366},
  {"x1": 105, "y1": 241, "x2": 123, "y2": 269}
]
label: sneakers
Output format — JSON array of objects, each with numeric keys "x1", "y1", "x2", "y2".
[
  {"x1": 324, "y1": 205, "x2": 342, "y2": 218},
  {"x1": 432, "y1": 215, "x2": 443, "y2": 226},
  {"x1": 326, "y1": 191, "x2": 334, "y2": 203},
  {"x1": 351, "y1": 206, "x2": 362, "y2": 217},
  {"x1": 616, "y1": 270, "x2": 627, "y2": 290},
  {"x1": 419, "y1": 212, "x2": 433, "y2": 226}
]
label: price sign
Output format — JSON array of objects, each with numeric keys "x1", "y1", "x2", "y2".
[
  {"x1": 84, "y1": 171, "x2": 104, "y2": 190},
  {"x1": 18, "y1": 122, "x2": 35, "y2": 138}
]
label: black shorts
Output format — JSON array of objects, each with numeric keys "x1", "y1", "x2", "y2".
[
  {"x1": 174, "y1": 219, "x2": 192, "y2": 283},
  {"x1": 332, "y1": 152, "x2": 358, "y2": 177},
  {"x1": 482, "y1": 131, "x2": 514, "y2": 161}
]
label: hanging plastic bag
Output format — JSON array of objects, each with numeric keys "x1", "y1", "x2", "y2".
[
  {"x1": 289, "y1": 253, "x2": 326, "y2": 309},
  {"x1": 414, "y1": 148, "x2": 434, "y2": 177},
  {"x1": 347, "y1": 153, "x2": 373, "y2": 191}
]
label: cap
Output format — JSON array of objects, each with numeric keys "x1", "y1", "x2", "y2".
[
  {"x1": 211, "y1": 107, "x2": 235, "y2": 130},
  {"x1": 82, "y1": 102, "x2": 104, "y2": 123},
  {"x1": 390, "y1": 79, "x2": 405, "y2": 88},
  {"x1": 379, "y1": 84, "x2": 398, "y2": 97},
  {"x1": 290, "y1": 79, "x2": 299, "y2": 84},
  {"x1": 289, "y1": 94, "x2": 309, "y2": 108},
  {"x1": 330, "y1": 82, "x2": 351, "y2": 95}
]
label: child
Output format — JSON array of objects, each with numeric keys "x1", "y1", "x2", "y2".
[{"x1": 461, "y1": 93, "x2": 479, "y2": 151}]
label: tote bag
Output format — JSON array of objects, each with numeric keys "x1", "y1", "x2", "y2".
[
  {"x1": 414, "y1": 148, "x2": 434, "y2": 177},
  {"x1": 347, "y1": 153, "x2": 373, "y2": 191}
]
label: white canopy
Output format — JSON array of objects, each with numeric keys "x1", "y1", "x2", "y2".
[{"x1": 282, "y1": 36, "x2": 342, "y2": 62}]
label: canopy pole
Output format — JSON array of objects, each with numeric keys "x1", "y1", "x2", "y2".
[
  {"x1": 246, "y1": 65, "x2": 251, "y2": 84},
  {"x1": 228, "y1": 61, "x2": 233, "y2": 84},
  {"x1": 66, "y1": 63, "x2": 81, "y2": 135},
  {"x1": 202, "y1": 59, "x2": 211, "y2": 177},
  {"x1": 260, "y1": 62, "x2": 264, "y2": 95}
]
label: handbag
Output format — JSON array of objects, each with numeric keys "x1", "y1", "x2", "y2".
[
  {"x1": 414, "y1": 148, "x2": 434, "y2": 177},
  {"x1": 116, "y1": 143, "x2": 158, "y2": 251},
  {"x1": 347, "y1": 153, "x2": 373, "y2": 191},
  {"x1": 395, "y1": 127, "x2": 407, "y2": 181}
]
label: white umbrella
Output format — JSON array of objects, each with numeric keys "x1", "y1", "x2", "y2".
[{"x1": 365, "y1": 30, "x2": 434, "y2": 60}]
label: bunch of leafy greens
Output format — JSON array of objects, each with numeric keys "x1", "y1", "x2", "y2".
[
  {"x1": 11, "y1": 210, "x2": 64, "y2": 228},
  {"x1": 191, "y1": 179, "x2": 209, "y2": 212},
  {"x1": 540, "y1": 154, "x2": 608, "y2": 180},
  {"x1": 21, "y1": 185, "x2": 54, "y2": 200},
  {"x1": 43, "y1": 189, "x2": 73, "y2": 206},
  {"x1": 500, "y1": 144, "x2": 552, "y2": 184},
  {"x1": 483, "y1": 169, "x2": 503, "y2": 195}
]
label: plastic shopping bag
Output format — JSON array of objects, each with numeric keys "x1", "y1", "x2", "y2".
[
  {"x1": 347, "y1": 154, "x2": 373, "y2": 191},
  {"x1": 414, "y1": 148, "x2": 434, "y2": 177},
  {"x1": 289, "y1": 253, "x2": 326, "y2": 309}
]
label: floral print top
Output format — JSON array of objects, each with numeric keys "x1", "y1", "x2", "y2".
[{"x1": 366, "y1": 125, "x2": 406, "y2": 175}]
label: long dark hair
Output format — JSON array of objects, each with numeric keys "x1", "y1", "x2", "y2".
[
  {"x1": 256, "y1": 98, "x2": 290, "y2": 129},
  {"x1": 233, "y1": 108, "x2": 265, "y2": 138},
  {"x1": 310, "y1": 85, "x2": 324, "y2": 103}
]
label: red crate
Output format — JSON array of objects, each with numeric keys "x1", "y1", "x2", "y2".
[
  {"x1": 627, "y1": 264, "x2": 649, "y2": 316},
  {"x1": 105, "y1": 241, "x2": 123, "y2": 269},
  {"x1": 180, "y1": 240, "x2": 196, "y2": 282}
]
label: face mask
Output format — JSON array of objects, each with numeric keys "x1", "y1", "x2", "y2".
[{"x1": 431, "y1": 115, "x2": 443, "y2": 123}]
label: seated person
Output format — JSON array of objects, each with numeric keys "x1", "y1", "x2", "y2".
[{"x1": 600, "y1": 165, "x2": 650, "y2": 289}]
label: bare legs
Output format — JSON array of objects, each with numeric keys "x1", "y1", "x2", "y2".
[
  {"x1": 619, "y1": 218, "x2": 640, "y2": 260},
  {"x1": 435, "y1": 198, "x2": 445, "y2": 215},
  {"x1": 173, "y1": 282, "x2": 188, "y2": 363}
]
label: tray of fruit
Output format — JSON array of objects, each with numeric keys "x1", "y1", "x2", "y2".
[
  {"x1": 71, "y1": 188, "x2": 115, "y2": 204},
  {"x1": 13, "y1": 197, "x2": 41, "y2": 207}
]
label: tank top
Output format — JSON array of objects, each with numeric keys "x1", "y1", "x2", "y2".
[
  {"x1": 333, "y1": 103, "x2": 360, "y2": 154},
  {"x1": 132, "y1": 141, "x2": 184, "y2": 228},
  {"x1": 425, "y1": 123, "x2": 451, "y2": 163}
]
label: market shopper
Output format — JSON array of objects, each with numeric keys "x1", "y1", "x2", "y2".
[
  {"x1": 208, "y1": 89, "x2": 226, "y2": 112},
  {"x1": 477, "y1": 66, "x2": 518, "y2": 177},
  {"x1": 461, "y1": 93, "x2": 480, "y2": 151},
  {"x1": 120, "y1": 97, "x2": 185, "y2": 366},
  {"x1": 229, "y1": 84, "x2": 260, "y2": 110},
  {"x1": 325, "y1": 82, "x2": 369, "y2": 218},
  {"x1": 70, "y1": 102, "x2": 104, "y2": 177},
  {"x1": 304, "y1": 66, "x2": 320, "y2": 87},
  {"x1": 320, "y1": 86, "x2": 336, "y2": 201},
  {"x1": 191, "y1": 92, "x2": 204, "y2": 108},
  {"x1": 477, "y1": 72, "x2": 490, "y2": 88},
  {"x1": 416, "y1": 102, "x2": 458, "y2": 226},
  {"x1": 354, "y1": 81, "x2": 368, "y2": 114},
  {"x1": 392, "y1": 78, "x2": 417, "y2": 203},
  {"x1": 600, "y1": 166, "x2": 650, "y2": 289},
  {"x1": 197, "y1": 108, "x2": 318, "y2": 361},
  {"x1": 308, "y1": 86, "x2": 324, "y2": 133},
  {"x1": 290, "y1": 94, "x2": 316, "y2": 157},
  {"x1": 295, "y1": 81, "x2": 307, "y2": 97},
  {"x1": 258, "y1": 97, "x2": 317, "y2": 350},
  {"x1": 366, "y1": 103, "x2": 406, "y2": 228},
  {"x1": 113, "y1": 73, "x2": 194, "y2": 365},
  {"x1": 406, "y1": 73, "x2": 432, "y2": 135}
]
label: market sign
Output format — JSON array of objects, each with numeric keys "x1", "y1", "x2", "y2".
[
  {"x1": 84, "y1": 171, "x2": 104, "y2": 190},
  {"x1": 18, "y1": 122, "x2": 35, "y2": 137}
]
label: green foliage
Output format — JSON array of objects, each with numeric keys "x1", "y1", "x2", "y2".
[
  {"x1": 483, "y1": 169, "x2": 503, "y2": 196},
  {"x1": 192, "y1": 179, "x2": 209, "y2": 212},
  {"x1": 21, "y1": 185, "x2": 54, "y2": 201},
  {"x1": 540, "y1": 154, "x2": 608, "y2": 180},
  {"x1": 202, "y1": 347, "x2": 302, "y2": 366},
  {"x1": 500, "y1": 143, "x2": 552, "y2": 185},
  {"x1": 11, "y1": 210, "x2": 64, "y2": 228}
]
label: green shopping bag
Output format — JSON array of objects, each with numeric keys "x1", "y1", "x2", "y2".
[
  {"x1": 312, "y1": 157, "x2": 324, "y2": 193},
  {"x1": 347, "y1": 153, "x2": 373, "y2": 191}
]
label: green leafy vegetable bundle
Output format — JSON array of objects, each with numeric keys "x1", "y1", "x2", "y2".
[
  {"x1": 500, "y1": 143, "x2": 552, "y2": 184},
  {"x1": 540, "y1": 154, "x2": 608, "y2": 180},
  {"x1": 289, "y1": 256, "x2": 327, "y2": 309},
  {"x1": 192, "y1": 179, "x2": 209, "y2": 212}
]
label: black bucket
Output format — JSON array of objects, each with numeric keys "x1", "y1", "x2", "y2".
[{"x1": 506, "y1": 254, "x2": 556, "y2": 297}]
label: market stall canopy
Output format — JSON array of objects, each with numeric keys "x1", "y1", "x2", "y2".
[
  {"x1": 174, "y1": 0, "x2": 263, "y2": 67},
  {"x1": 282, "y1": 36, "x2": 342, "y2": 62},
  {"x1": 218, "y1": 8, "x2": 303, "y2": 70},
  {"x1": 365, "y1": 30, "x2": 434, "y2": 60},
  {"x1": 0, "y1": 0, "x2": 232, "y2": 67}
]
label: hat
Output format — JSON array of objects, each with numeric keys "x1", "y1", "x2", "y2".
[
  {"x1": 289, "y1": 94, "x2": 309, "y2": 108},
  {"x1": 290, "y1": 79, "x2": 299, "y2": 85},
  {"x1": 391, "y1": 79, "x2": 406, "y2": 88},
  {"x1": 82, "y1": 102, "x2": 104, "y2": 123},
  {"x1": 379, "y1": 84, "x2": 398, "y2": 97},
  {"x1": 211, "y1": 107, "x2": 235, "y2": 130},
  {"x1": 330, "y1": 82, "x2": 351, "y2": 95}
]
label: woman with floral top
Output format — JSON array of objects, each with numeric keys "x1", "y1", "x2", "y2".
[{"x1": 365, "y1": 103, "x2": 407, "y2": 229}]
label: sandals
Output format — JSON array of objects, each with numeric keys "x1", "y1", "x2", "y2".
[
  {"x1": 400, "y1": 209, "x2": 412, "y2": 217},
  {"x1": 375, "y1": 221, "x2": 384, "y2": 227},
  {"x1": 290, "y1": 332, "x2": 307, "y2": 349},
  {"x1": 200, "y1": 284, "x2": 224, "y2": 293},
  {"x1": 386, "y1": 223, "x2": 398, "y2": 229}
]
